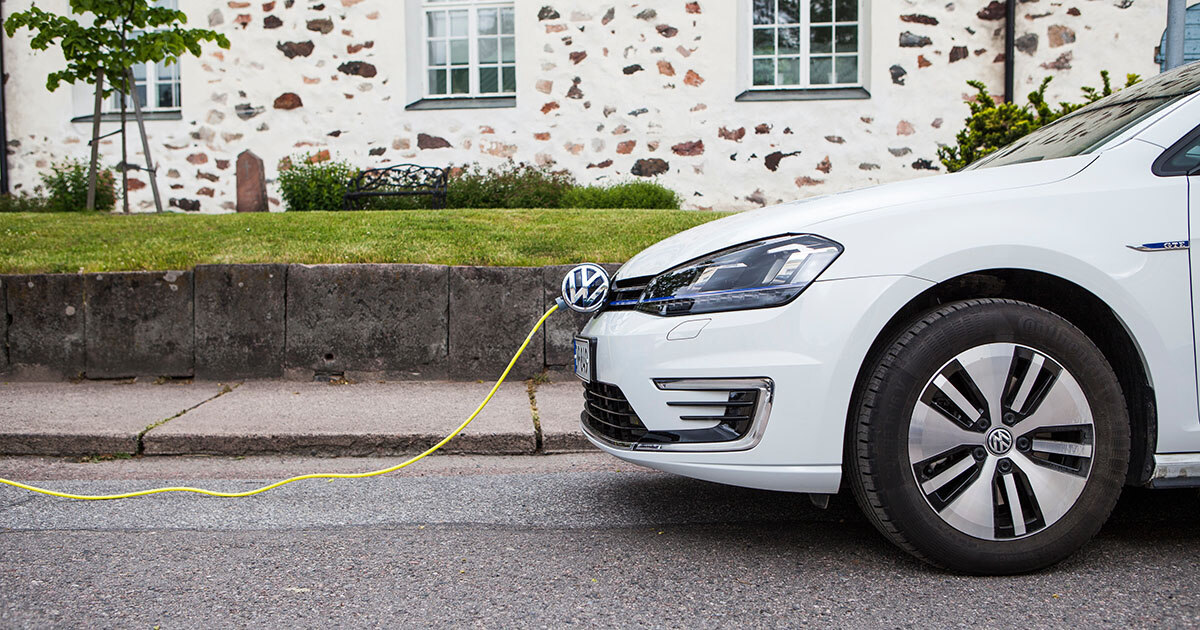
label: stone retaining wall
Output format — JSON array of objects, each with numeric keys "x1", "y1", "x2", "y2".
[{"x1": 0, "y1": 264, "x2": 615, "y2": 381}]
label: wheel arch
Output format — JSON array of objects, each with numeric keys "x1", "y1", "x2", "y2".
[{"x1": 848, "y1": 268, "x2": 1157, "y2": 486}]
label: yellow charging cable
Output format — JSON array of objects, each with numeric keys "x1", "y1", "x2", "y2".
[{"x1": 0, "y1": 302, "x2": 561, "y2": 501}]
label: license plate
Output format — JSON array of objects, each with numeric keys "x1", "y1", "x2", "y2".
[{"x1": 573, "y1": 336, "x2": 596, "y2": 383}]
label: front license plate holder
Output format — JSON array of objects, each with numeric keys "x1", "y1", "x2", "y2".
[{"x1": 573, "y1": 336, "x2": 596, "y2": 383}]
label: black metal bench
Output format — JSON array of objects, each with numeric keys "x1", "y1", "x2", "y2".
[{"x1": 342, "y1": 163, "x2": 447, "y2": 210}]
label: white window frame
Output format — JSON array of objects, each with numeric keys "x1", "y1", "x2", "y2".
[
  {"x1": 740, "y1": 0, "x2": 868, "y2": 92},
  {"x1": 420, "y1": 0, "x2": 516, "y2": 99}
]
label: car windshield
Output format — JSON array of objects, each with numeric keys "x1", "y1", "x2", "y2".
[{"x1": 968, "y1": 61, "x2": 1200, "y2": 170}]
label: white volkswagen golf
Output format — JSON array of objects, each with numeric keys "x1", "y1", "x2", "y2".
[{"x1": 572, "y1": 61, "x2": 1200, "y2": 574}]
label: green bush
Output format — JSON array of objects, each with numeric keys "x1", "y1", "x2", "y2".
[
  {"x1": 38, "y1": 159, "x2": 116, "y2": 212},
  {"x1": 446, "y1": 162, "x2": 576, "y2": 209},
  {"x1": 277, "y1": 153, "x2": 358, "y2": 211},
  {"x1": 0, "y1": 193, "x2": 52, "y2": 213},
  {"x1": 562, "y1": 181, "x2": 680, "y2": 209},
  {"x1": 938, "y1": 71, "x2": 1140, "y2": 172}
]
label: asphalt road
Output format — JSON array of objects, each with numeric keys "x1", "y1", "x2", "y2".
[{"x1": 1, "y1": 454, "x2": 1197, "y2": 628}]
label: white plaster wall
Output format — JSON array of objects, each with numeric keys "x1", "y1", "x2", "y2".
[{"x1": 1, "y1": 0, "x2": 1171, "y2": 212}]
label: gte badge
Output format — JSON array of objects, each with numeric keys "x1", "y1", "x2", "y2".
[{"x1": 561, "y1": 264, "x2": 610, "y2": 313}]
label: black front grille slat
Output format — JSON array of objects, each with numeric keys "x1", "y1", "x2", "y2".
[
  {"x1": 666, "y1": 400, "x2": 756, "y2": 407},
  {"x1": 601, "y1": 276, "x2": 652, "y2": 312}
]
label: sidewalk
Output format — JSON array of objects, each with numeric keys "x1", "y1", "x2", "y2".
[{"x1": 0, "y1": 378, "x2": 592, "y2": 457}]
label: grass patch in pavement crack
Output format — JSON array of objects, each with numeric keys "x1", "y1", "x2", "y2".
[
  {"x1": 526, "y1": 377, "x2": 544, "y2": 453},
  {"x1": 134, "y1": 382, "x2": 241, "y2": 455}
]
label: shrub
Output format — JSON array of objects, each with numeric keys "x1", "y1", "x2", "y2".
[
  {"x1": 277, "y1": 153, "x2": 358, "y2": 211},
  {"x1": 38, "y1": 159, "x2": 116, "y2": 212},
  {"x1": 938, "y1": 71, "x2": 1140, "y2": 172},
  {"x1": 562, "y1": 181, "x2": 681, "y2": 209},
  {"x1": 0, "y1": 193, "x2": 52, "y2": 213},
  {"x1": 446, "y1": 162, "x2": 576, "y2": 209}
]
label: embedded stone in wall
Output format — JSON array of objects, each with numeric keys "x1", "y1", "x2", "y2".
[
  {"x1": 899, "y1": 31, "x2": 932, "y2": 47},
  {"x1": 187, "y1": 152, "x2": 208, "y2": 164},
  {"x1": 602, "y1": 7, "x2": 615, "y2": 24},
  {"x1": 825, "y1": 135, "x2": 845, "y2": 144},
  {"x1": 683, "y1": 70, "x2": 704, "y2": 86},
  {"x1": 208, "y1": 10, "x2": 224, "y2": 26},
  {"x1": 1015, "y1": 33, "x2": 1038, "y2": 54},
  {"x1": 569, "y1": 51, "x2": 587, "y2": 64},
  {"x1": 277, "y1": 40, "x2": 315, "y2": 58},
  {"x1": 274, "y1": 92, "x2": 303, "y2": 109},
  {"x1": 657, "y1": 60, "x2": 675, "y2": 76},
  {"x1": 671, "y1": 140, "x2": 704, "y2": 156},
  {"x1": 949, "y1": 46, "x2": 968, "y2": 62},
  {"x1": 632, "y1": 158, "x2": 669, "y2": 177},
  {"x1": 656, "y1": 24, "x2": 678, "y2": 38},
  {"x1": 170, "y1": 198, "x2": 201, "y2": 212},
  {"x1": 897, "y1": 121, "x2": 915, "y2": 136},
  {"x1": 264, "y1": 15, "x2": 282, "y2": 29},
  {"x1": 623, "y1": 64, "x2": 643, "y2": 75},
  {"x1": 616, "y1": 140, "x2": 636, "y2": 154},
  {"x1": 912, "y1": 159, "x2": 939, "y2": 171},
  {"x1": 718, "y1": 126, "x2": 746, "y2": 141},
  {"x1": 686, "y1": 2, "x2": 701, "y2": 14},
  {"x1": 901, "y1": 14, "x2": 938, "y2": 25},
  {"x1": 417, "y1": 133, "x2": 452, "y2": 149},
  {"x1": 890, "y1": 65, "x2": 907, "y2": 85},
  {"x1": 307, "y1": 18, "x2": 333, "y2": 34},
  {"x1": 235, "y1": 103, "x2": 265, "y2": 119},
  {"x1": 859, "y1": 163, "x2": 880, "y2": 171},
  {"x1": 338, "y1": 61, "x2": 377, "y2": 78},
  {"x1": 636, "y1": 9, "x2": 656, "y2": 20},
  {"x1": 889, "y1": 147, "x2": 912, "y2": 156},
  {"x1": 1047, "y1": 25, "x2": 1075, "y2": 47},
  {"x1": 977, "y1": 1, "x2": 1006, "y2": 20},
  {"x1": 918, "y1": 55, "x2": 932, "y2": 68},
  {"x1": 237, "y1": 150, "x2": 268, "y2": 213},
  {"x1": 368, "y1": 147, "x2": 386, "y2": 156},
  {"x1": 538, "y1": 6, "x2": 560, "y2": 20},
  {"x1": 816, "y1": 156, "x2": 832, "y2": 174},
  {"x1": 795, "y1": 177, "x2": 823, "y2": 187},
  {"x1": 1041, "y1": 52, "x2": 1072, "y2": 70}
]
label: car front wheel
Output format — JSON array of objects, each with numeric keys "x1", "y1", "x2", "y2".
[{"x1": 848, "y1": 299, "x2": 1130, "y2": 574}]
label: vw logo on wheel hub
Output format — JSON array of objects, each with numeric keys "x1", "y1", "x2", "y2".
[
  {"x1": 986, "y1": 427, "x2": 1014, "y2": 455},
  {"x1": 561, "y1": 264, "x2": 610, "y2": 313}
]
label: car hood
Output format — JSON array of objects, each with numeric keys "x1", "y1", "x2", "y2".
[{"x1": 615, "y1": 155, "x2": 1095, "y2": 280}]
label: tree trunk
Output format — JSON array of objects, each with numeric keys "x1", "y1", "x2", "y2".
[
  {"x1": 86, "y1": 69, "x2": 105, "y2": 211},
  {"x1": 128, "y1": 67, "x2": 163, "y2": 213},
  {"x1": 119, "y1": 74, "x2": 129, "y2": 214}
]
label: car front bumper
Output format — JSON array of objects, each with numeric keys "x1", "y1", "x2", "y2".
[{"x1": 577, "y1": 274, "x2": 933, "y2": 493}]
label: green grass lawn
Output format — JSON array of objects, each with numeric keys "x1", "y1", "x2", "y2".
[{"x1": 0, "y1": 209, "x2": 730, "y2": 274}]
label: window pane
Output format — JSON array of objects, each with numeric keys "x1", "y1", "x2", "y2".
[
  {"x1": 501, "y1": 36, "x2": 515, "y2": 63},
  {"x1": 480, "y1": 38, "x2": 498, "y2": 63},
  {"x1": 158, "y1": 83, "x2": 176, "y2": 108},
  {"x1": 778, "y1": 27, "x2": 800, "y2": 54},
  {"x1": 429, "y1": 69, "x2": 446, "y2": 94},
  {"x1": 449, "y1": 10, "x2": 468, "y2": 37},
  {"x1": 835, "y1": 0, "x2": 858, "y2": 21},
  {"x1": 451, "y1": 67, "x2": 470, "y2": 93},
  {"x1": 835, "y1": 56, "x2": 858, "y2": 84},
  {"x1": 778, "y1": 0, "x2": 800, "y2": 23},
  {"x1": 753, "y1": 58, "x2": 775, "y2": 86},
  {"x1": 835, "y1": 25, "x2": 857, "y2": 52},
  {"x1": 428, "y1": 40, "x2": 446, "y2": 65},
  {"x1": 777, "y1": 57, "x2": 800, "y2": 85},
  {"x1": 502, "y1": 66, "x2": 516, "y2": 92},
  {"x1": 478, "y1": 8, "x2": 497, "y2": 35},
  {"x1": 811, "y1": 0, "x2": 832, "y2": 23},
  {"x1": 810, "y1": 56, "x2": 833, "y2": 84},
  {"x1": 810, "y1": 26, "x2": 832, "y2": 53},
  {"x1": 157, "y1": 61, "x2": 176, "y2": 82},
  {"x1": 132, "y1": 63, "x2": 147, "y2": 80},
  {"x1": 752, "y1": 0, "x2": 774, "y2": 25},
  {"x1": 135, "y1": 84, "x2": 148, "y2": 107},
  {"x1": 450, "y1": 38, "x2": 469, "y2": 65},
  {"x1": 427, "y1": 11, "x2": 446, "y2": 37},
  {"x1": 479, "y1": 67, "x2": 498, "y2": 93},
  {"x1": 500, "y1": 7, "x2": 514, "y2": 34},
  {"x1": 753, "y1": 27, "x2": 775, "y2": 55}
]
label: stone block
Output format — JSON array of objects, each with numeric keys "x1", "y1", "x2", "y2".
[
  {"x1": 449, "y1": 266, "x2": 544, "y2": 380},
  {"x1": 542, "y1": 263, "x2": 623, "y2": 369},
  {"x1": 85, "y1": 271, "x2": 194, "y2": 378},
  {"x1": 195, "y1": 264, "x2": 287, "y2": 379},
  {"x1": 4, "y1": 274, "x2": 86, "y2": 378},
  {"x1": 236, "y1": 150, "x2": 267, "y2": 212},
  {"x1": 286, "y1": 264, "x2": 449, "y2": 378},
  {"x1": 0, "y1": 276, "x2": 6, "y2": 373}
]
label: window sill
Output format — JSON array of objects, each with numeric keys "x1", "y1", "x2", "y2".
[
  {"x1": 735, "y1": 87, "x2": 870, "y2": 102},
  {"x1": 71, "y1": 110, "x2": 183, "y2": 123},
  {"x1": 405, "y1": 96, "x2": 516, "y2": 111}
]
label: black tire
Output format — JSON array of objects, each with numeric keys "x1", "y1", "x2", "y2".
[{"x1": 847, "y1": 299, "x2": 1130, "y2": 574}]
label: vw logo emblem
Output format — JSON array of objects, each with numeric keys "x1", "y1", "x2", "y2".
[
  {"x1": 986, "y1": 427, "x2": 1014, "y2": 455},
  {"x1": 561, "y1": 264, "x2": 610, "y2": 313}
]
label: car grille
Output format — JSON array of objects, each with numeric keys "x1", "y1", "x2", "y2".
[
  {"x1": 582, "y1": 381, "x2": 648, "y2": 445},
  {"x1": 602, "y1": 276, "x2": 651, "y2": 312},
  {"x1": 582, "y1": 380, "x2": 764, "y2": 448}
]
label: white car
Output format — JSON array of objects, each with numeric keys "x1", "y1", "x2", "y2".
[{"x1": 570, "y1": 61, "x2": 1200, "y2": 574}]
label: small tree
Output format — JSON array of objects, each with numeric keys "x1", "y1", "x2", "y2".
[
  {"x1": 4, "y1": 1, "x2": 229, "y2": 211},
  {"x1": 938, "y1": 71, "x2": 1141, "y2": 172}
]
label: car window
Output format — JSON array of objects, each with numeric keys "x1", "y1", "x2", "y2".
[
  {"x1": 1159, "y1": 134, "x2": 1200, "y2": 175},
  {"x1": 969, "y1": 61, "x2": 1200, "y2": 170}
]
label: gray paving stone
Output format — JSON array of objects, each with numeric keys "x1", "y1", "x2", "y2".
[
  {"x1": 85, "y1": 271, "x2": 194, "y2": 378},
  {"x1": 449, "y1": 266, "x2": 545, "y2": 380},
  {"x1": 143, "y1": 381, "x2": 536, "y2": 456},
  {"x1": 195, "y1": 264, "x2": 287, "y2": 379},
  {"x1": 4, "y1": 274, "x2": 86, "y2": 379},
  {"x1": 285, "y1": 264, "x2": 449, "y2": 378},
  {"x1": 535, "y1": 380, "x2": 594, "y2": 453}
]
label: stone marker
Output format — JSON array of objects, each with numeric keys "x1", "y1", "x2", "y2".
[
  {"x1": 4, "y1": 274, "x2": 86, "y2": 378},
  {"x1": 236, "y1": 150, "x2": 268, "y2": 212},
  {"x1": 449, "y1": 266, "x2": 544, "y2": 380},
  {"x1": 195, "y1": 264, "x2": 287, "y2": 379},
  {"x1": 85, "y1": 271, "x2": 194, "y2": 378}
]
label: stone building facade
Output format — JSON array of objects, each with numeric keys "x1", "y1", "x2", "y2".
[{"x1": 1, "y1": 0, "x2": 1169, "y2": 212}]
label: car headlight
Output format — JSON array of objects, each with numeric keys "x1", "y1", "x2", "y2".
[{"x1": 635, "y1": 234, "x2": 843, "y2": 316}]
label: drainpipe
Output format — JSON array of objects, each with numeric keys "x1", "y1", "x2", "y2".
[
  {"x1": 1004, "y1": 0, "x2": 1016, "y2": 103},
  {"x1": 0, "y1": 20, "x2": 9, "y2": 195},
  {"x1": 1165, "y1": 0, "x2": 1186, "y2": 71}
]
